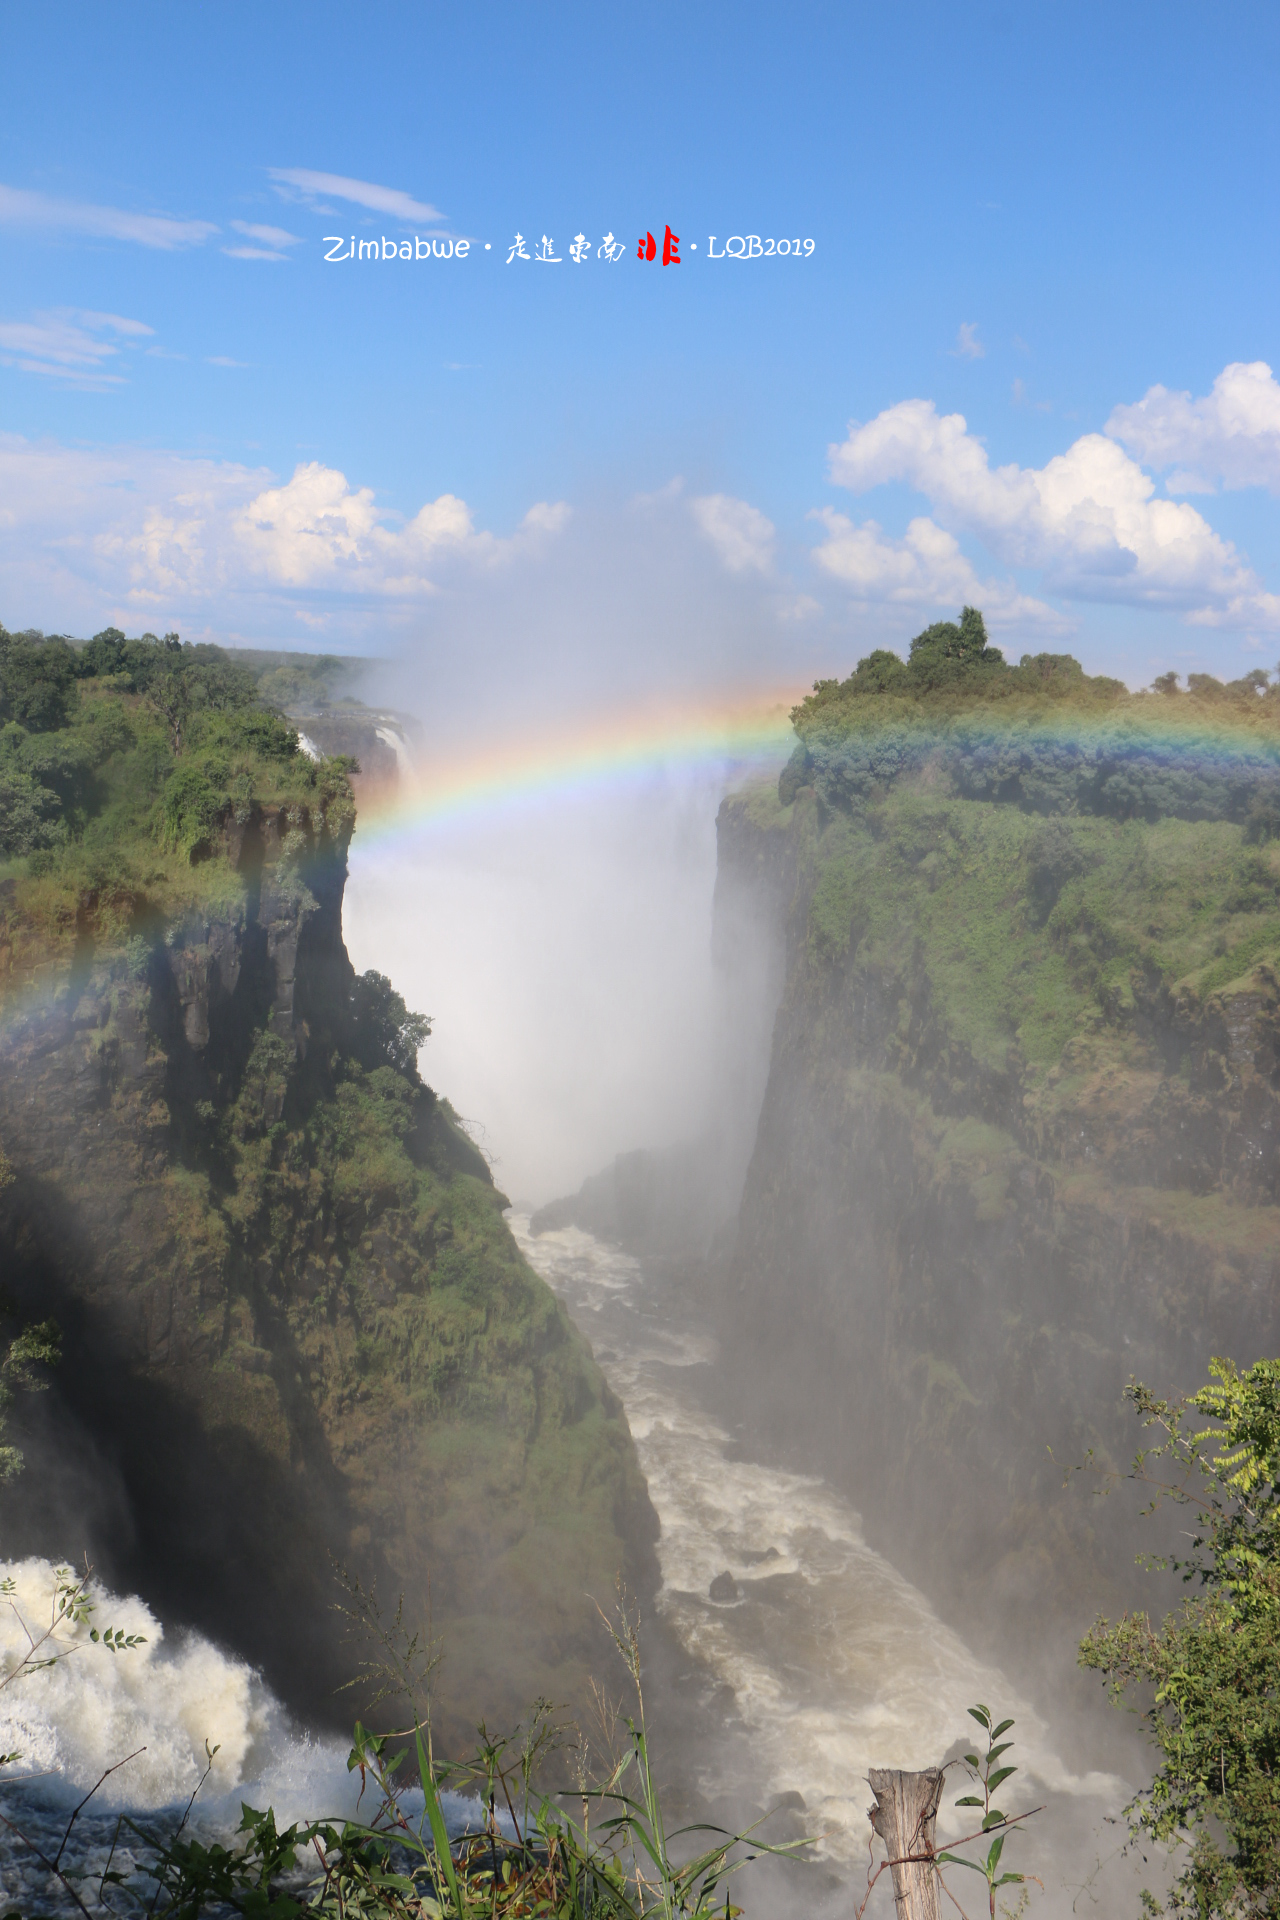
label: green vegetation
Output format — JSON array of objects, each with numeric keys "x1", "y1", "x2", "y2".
[
  {"x1": 795, "y1": 791, "x2": 1280, "y2": 1078},
  {"x1": 784, "y1": 606, "x2": 1280, "y2": 826},
  {"x1": 0, "y1": 1304, "x2": 59, "y2": 1481},
  {"x1": 939, "y1": 1706, "x2": 1036, "y2": 1919},
  {"x1": 0, "y1": 619, "x2": 651, "y2": 1742},
  {"x1": 1081, "y1": 1358, "x2": 1280, "y2": 1917},
  {"x1": 769, "y1": 608, "x2": 1280, "y2": 1097},
  {"x1": 0, "y1": 623, "x2": 354, "y2": 957}
]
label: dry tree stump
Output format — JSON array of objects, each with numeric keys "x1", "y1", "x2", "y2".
[{"x1": 867, "y1": 1767, "x2": 945, "y2": 1919}]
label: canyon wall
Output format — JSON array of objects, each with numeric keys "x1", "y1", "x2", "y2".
[
  {"x1": 715, "y1": 777, "x2": 1280, "y2": 1687},
  {"x1": 0, "y1": 801, "x2": 655, "y2": 1745}
]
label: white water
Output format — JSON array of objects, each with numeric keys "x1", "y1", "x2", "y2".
[
  {"x1": 374, "y1": 723, "x2": 414, "y2": 777},
  {"x1": 509, "y1": 1213, "x2": 1154, "y2": 1916},
  {"x1": 0, "y1": 1218, "x2": 1152, "y2": 1916},
  {"x1": 0, "y1": 1563, "x2": 494, "y2": 1912}
]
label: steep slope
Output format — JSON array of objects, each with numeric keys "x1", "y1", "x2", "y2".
[
  {"x1": 0, "y1": 627, "x2": 655, "y2": 1745},
  {"x1": 717, "y1": 617, "x2": 1280, "y2": 1686}
]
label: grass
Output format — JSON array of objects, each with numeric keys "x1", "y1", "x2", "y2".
[{"x1": 794, "y1": 789, "x2": 1280, "y2": 1085}]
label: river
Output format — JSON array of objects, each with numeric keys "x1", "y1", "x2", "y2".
[
  {"x1": 510, "y1": 1210, "x2": 1153, "y2": 1918},
  {"x1": 0, "y1": 1213, "x2": 1153, "y2": 1917}
]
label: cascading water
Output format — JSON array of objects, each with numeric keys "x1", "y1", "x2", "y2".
[
  {"x1": 0, "y1": 1564, "x2": 489, "y2": 1913},
  {"x1": 508, "y1": 1211, "x2": 1153, "y2": 1917},
  {"x1": 0, "y1": 1218, "x2": 1153, "y2": 1917}
]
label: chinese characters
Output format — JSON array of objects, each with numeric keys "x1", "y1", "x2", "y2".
[
  {"x1": 637, "y1": 225, "x2": 680, "y2": 264},
  {"x1": 506, "y1": 232, "x2": 628, "y2": 263}
]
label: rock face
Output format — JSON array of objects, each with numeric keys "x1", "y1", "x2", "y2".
[
  {"x1": 714, "y1": 782, "x2": 1280, "y2": 1685},
  {"x1": 0, "y1": 806, "x2": 656, "y2": 1745}
]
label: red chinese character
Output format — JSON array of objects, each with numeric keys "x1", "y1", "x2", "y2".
[
  {"x1": 637, "y1": 231, "x2": 656, "y2": 261},
  {"x1": 662, "y1": 224, "x2": 680, "y2": 265}
]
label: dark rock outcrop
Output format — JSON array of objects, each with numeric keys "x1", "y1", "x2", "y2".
[{"x1": 0, "y1": 805, "x2": 656, "y2": 1745}]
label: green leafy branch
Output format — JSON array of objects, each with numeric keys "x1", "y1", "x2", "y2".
[
  {"x1": 0, "y1": 1561, "x2": 146, "y2": 1732},
  {"x1": 0, "y1": 1312, "x2": 60, "y2": 1481},
  {"x1": 1079, "y1": 1356, "x2": 1280, "y2": 1916},
  {"x1": 937, "y1": 1705, "x2": 1044, "y2": 1918}
]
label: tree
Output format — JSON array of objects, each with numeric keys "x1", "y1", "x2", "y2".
[
  {"x1": 905, "y1": 606, "x2": 1005, "y2": 690},
  {"x1": 0, "y1": 628, "x2": 76, "y2": 732},
  {"x1": 1080, "y1": 1357, "x2": 1280, "y2": 1916},
  {"x1": 351, "y1": 970, "x2": 432, "y2": 1079}
]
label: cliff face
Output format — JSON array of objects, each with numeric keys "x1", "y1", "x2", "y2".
[
  {"x1": 716, "y1": 779, "x2": 1280, "y2": 1682},
  {"x1": 0, "y1": 801, "x2": 655, "y2": 1743}
]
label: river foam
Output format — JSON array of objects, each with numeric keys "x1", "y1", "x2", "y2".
[
  {"x1": 509, "y1": 1212, "x2": 1148, "y2": 1912},
  {"x1": 0, "y1": 1559, "x2": 498, "y2": 1913}
]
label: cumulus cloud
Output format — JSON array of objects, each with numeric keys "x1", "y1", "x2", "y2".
[
  {"x1": 689, "y1": 493, "x2": 775, "y2": 574},
  {"x1": 0, "y1": 184, "x2": 215, "y2": 250},
  {"x1": 267, "y1": 168, "x2": 445, "y2": 225},
  {"x1": 0, "y1": 438, "x2": 569, "y2": 631},
  {"x1": 826, "y1": 396, "x2": 1280, "y2": 626},
  {"x1": 0, "y1": 309, "x2": 154, "y2": 386},
  {"x1": 1106, "y1": 360, "x2": 1280, "y2": 494},
  {"x1": 233, "y1": 463, "x2": 567, "y2": 592},
  {"x1": 811, "y1": 509, "x2": 1063, "y2": 629}
]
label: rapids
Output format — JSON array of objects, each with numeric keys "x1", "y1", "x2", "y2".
[
  {"x1": 0, "y1": 1565, "x2": 493, "y2": 1913},
  {"x1": 0, "y1": 1215, "x2": 1159, "y2": 1916},
  {"x1": 510, "y1": 1211, "x2": 1157, "y2": 1917}
]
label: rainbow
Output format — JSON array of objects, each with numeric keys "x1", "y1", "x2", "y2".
[{"x1": 349, "y1": 685, "x2": 801, "y2": 845}]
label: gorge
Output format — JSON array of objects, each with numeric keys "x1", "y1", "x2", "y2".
[{"x1": 4, "y1": 613, "x2": 1280, "y2": 1914}]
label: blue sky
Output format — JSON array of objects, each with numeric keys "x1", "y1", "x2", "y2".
[{"x1": 4, "y1": 0, "x2": 1280, "y2": 694}]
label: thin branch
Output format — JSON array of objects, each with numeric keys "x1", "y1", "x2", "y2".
[
  {"x1": 0, "y1": 1805, "x2": 96, "y2": 1920},
  {"x1": 54, "y1": 1747, "x2": 146, "y2": 1870}
]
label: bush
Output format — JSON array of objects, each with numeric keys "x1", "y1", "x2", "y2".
[
  {"x1": 161, "y1": 761, "x2": 223, "y2": 856},
  {"x1": 1080, "y1": 1357, "x2": 1280, "y2": 1917}
]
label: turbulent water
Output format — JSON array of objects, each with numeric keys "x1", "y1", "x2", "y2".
[
  {"x1": 509, "y1": 1212, "x2": 1156, "y2": 1917},
  {"x1": 0, "y1": 1213, "x2": 1156, "y2": 1916},
  {"x1": 0, "y1": 1563, "x2": 496, "y2": 1914}
]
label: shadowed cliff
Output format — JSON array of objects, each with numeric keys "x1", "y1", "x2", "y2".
[{"x1": 0, "y1": 627, "x2": 657, "y2": 1746}]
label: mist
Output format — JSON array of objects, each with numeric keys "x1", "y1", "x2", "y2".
[
  {"x1": 344, "y1": 769, "x2": 737, "y2": 1203},
  {"x1": 340, "y1": 491, "x2": 803, "y2": 1203}
]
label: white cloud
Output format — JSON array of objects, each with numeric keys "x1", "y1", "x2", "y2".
[
  {"x1": 0, "y1": 184, "x2": 216, "y2": 250},
  {"x1": 952, "y1": 322, "x2": 985, "y2": 360},
  {"x1": 810, "y1": 508, "x2": 1064, "y2": 629},
  {"x1": 1011, "y1": 377, "x2": 1051, "y2": 413},
  {"x1": 234, "y1": 463, "x2": 568, "y2": 592},
  {"x1": 230, "y1": 220, "x2": 301, "y2": 247},
  {"x1": 267, "y1": 168, "x2": 445, "y2": 225},
  {"x1": 826, "y1": 395, "x2": 1280, "y2": 626},
  {"x1": 224, "y1": 220, "x2": 301, "y2": 263},
  {"x1": 0, "y1": 439, "x2": 570, "y2": 630},
  {"x1": 0, "y1": 309, "x2": 154, "y2": 386},
  {"x1": 631, "y1": 476, "x2": 686, "y2": 509},
  {"x1": 689, "y1": 493, "x2": 775, "y2": 574},
  {"x1": 1106, "y1": 361, "x2": 1280, "y2": 494},
  {"x1": 206, "y1": 356, "x2": 251, "y2": 368}
]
